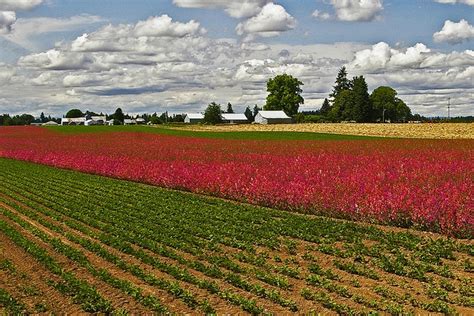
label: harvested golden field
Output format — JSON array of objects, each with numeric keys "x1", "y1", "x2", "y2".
[{"x1": 183, "y1": 123, "x2": 474, "y2": 139}]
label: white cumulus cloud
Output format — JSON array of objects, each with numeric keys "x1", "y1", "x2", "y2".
[
  {"x1": 236, "y1": 3, "x2": 296, "y2": 37},
  {"x1": 348, "y1": 41, "x2": 474, "y2": 72},
  {"x1": 331, "y1": 0, "x2": 383, "y2": 22},
  {"x1": 312, "y1": 10, "x2": 332, "y2": 21},
  {"x1": 0, "y1": 10, "x2": 15, "y2": 33},
  {"x1": 433, "y1": 19, "x2": 474, "y2": 44},
  {"x1": 134, "y1": 15, "x2": 201, "y2": 37},
  {"x1": 0, "y1": 0, "x2": 43, "y2": 11},
  {"x1": 172, "y1": 0, "x2": 271, "y2": 18},
  {"x1": 434, "y1": 0, "x2": 474, "y2": 6},
  {"x1": 0, "y1": 0, "x2": 43, "y2": 34}
]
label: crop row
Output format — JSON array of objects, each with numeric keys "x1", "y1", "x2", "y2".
[{"x1": 0, "y1": 185, "x2": 297, "y2": 314}]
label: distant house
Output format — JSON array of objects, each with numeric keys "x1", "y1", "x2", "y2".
[
  {"x1": 254, "y1": 111, "x2": 292, "y2": 124},
  {"x1": 136, "y1": 118, "x2": 146, "y2": 124},
  {"x1": 124, "y1": 119, "x2": 137, "y2": 125},
  {"x1": 61, "y1": 117, "x2": 86, "y2": 126},
  {"x1": 42, "y1": 121, "x2": 59, "y2": 126},
  {"x1": 221, "y1": 113, "x2": 248, "y2": 124},
  {"x1": 184, "y1": 113, "x2": 204, "y2": 124},
  {"x1": 85, "y1": 116, "x2": 107, "y2": 126}
]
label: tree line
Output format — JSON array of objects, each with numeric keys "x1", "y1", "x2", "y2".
[
  {"x1": 255, "y1": 68, "x2": 414, "y2": 123},
  {"x1": 201, "y1": 68, "x2": 416, "y2": 125}
]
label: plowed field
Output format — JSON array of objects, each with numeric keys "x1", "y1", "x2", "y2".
[{"x1": 1, "y1": 158, "x2": 472, "y2": 314}]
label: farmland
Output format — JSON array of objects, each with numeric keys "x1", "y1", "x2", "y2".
[
  {"x1": 184, "y1": 123, "x2": 474, "y2": 139},
  {"x1": 0, "y1": 126, "x2": 472, "y2": 236},
  {"x1": 0, "y1": 158, "x2": 473, "y2": 314}
]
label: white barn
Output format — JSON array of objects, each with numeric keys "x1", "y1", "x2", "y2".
[
  {"x1": 85, "y1": 116, "x2": 107, "y2": 126},
  {"x1": 184, "y1": 113, "x2": 204, "y2": 124},
  {"x1": 61, "y1": 117, "x2": 86, "y2": 125},
  {"x1": 42, "y1": 121, "x2": 59, "y2": 126},
  {"x1": 254, "y1": 111, "x2": 292, "y2": 124},
  {"x1": 124, "y1": 119, "x2": 136, "y2": 125},
  {"x1": 221, "y1": 113, "x2": 248, "y2": 124}
]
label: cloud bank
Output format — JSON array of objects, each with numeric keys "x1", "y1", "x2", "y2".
[{"x1": 0, "y1": 10, "x2": 472, "y2": 117}]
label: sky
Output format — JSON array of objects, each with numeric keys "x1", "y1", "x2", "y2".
[{"x1": 0, "y1": 0, "x2": 473, "y2": 117}]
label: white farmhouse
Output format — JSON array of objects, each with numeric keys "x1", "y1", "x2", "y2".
[
  {"x1": 124, "y1": 119, "x2": 137, "y2": 125},
  {"x1": 221, "y1": 113, "x2": 248, "y2": 124},
  {"x1": 184, "y1": 113, "x2": 204, "y2": 124},
  {"x1": 61, "y1": 117, "x2": 86, "y2": 125},
  {"x1": 42, "y1": 121, "x2": 59, "y2": 126},
  {"x1": 85, "y1": 116, "x2": 107, "y2": 126},
  {"x1": 254, "y1": 111, "x2": 292, "y2": 124},
  {"x1": 136, "y1": 118, "x2": 146, "y2": 124}
]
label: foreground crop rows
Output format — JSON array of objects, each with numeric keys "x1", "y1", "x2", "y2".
[
  {"x1": 0, "y1": 126, "x2": 473, "y2": 236},
  {"x1": 0, "y1": 158, "x2": 472, "y2": 314}
]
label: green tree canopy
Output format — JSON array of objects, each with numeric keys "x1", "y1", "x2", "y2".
[
  {"x1": 320, "y1": 98, "x2": 331, "y2": 116},
  {"x1": 203, "y1": 102, "x2": 222, "y2": 125},
  {"x1": 113, "y1": 108, "x2": 125, "y2": 124},
  {"x1": 329, "y1": 89, "x2": 353, "y2": 121},
  {"x1": 264, "y1": 74, "x2": 304, "y2": 116},
  {"x1": 65, "y1": 109, "x2": 84, "y2": 118},
  {"x1": 370, "y1": 86, "x2": 411, "y2": 122}
]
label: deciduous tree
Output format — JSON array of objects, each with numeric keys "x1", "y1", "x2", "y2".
[
  {"x1": 264, "y1": 74, "x2": 304, "y2": 116},
  {"x1": 203, "y1": 102, "x2": 222, "y2": 125}
]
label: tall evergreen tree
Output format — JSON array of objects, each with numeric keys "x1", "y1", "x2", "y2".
[
  {"x1": 320, "y1": 98, "x2": 331, "y2": 116},
  {"x1": 226, "y1": 102, "x2": 234, "y2": 113},
  {"x1": 40, "y1": 112, "x2": 46, "y2": 123},
  {"x1": 244, "y1": 106, "x2": 254, "y2": 121},
  {"x1": 330, "y1": 66, "x2": 352, "y2": 101},
  {"x1": 350, "y1": 76, "x2": 372, "y2": 122}
]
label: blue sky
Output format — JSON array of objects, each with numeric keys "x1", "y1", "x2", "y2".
[
  {"x1": 16, "y1": 0, "x2": 473, "y2": 48},
  {"x1": 0, "y1": 0, "x2": 472, "y2": 116}
]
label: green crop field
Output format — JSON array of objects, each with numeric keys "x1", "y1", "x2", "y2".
[
  {"x1": 46, "y1": 125, "x2": 381, "y2": 141},
  {"x1": 0, "y1": 158, "x2": 472, "y2": 314}
]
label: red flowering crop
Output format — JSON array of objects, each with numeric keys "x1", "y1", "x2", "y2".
[{"x1": 1, "y1": 126, "x2": 472, "y2": 237}]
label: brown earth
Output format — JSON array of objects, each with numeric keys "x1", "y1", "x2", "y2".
[{"x1": 1, "y1": 185, "x2": 473, "y2": 315}]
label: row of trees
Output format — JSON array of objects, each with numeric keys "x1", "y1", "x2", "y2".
[
  {"x1": 322, "y1": 67, "x2": 412, "y2": 122},
  {"x1": 0, "y1": 114, "x2": 37, "y2": 126},
  {"x1": 250, "y1": 69, "x2": 413, "y2": 123}
]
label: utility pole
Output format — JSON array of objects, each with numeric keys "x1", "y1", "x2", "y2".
[{"x1": 447, "y1": 98, "x2": 451, "y2": 120}]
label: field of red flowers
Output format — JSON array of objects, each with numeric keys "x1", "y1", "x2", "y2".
[{"x1": 1, "y1": 126, "x2": 473, "y2": 237}]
